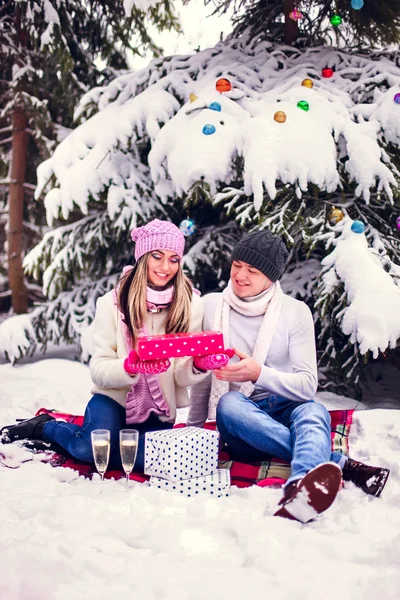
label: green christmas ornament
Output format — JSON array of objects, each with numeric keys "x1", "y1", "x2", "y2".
[
  {"x1": 297, "y1": 100, "x2": 310, "y2": 112},
  {"x1": 330, "y1": 14, "x2": 342, "y2": 26}
]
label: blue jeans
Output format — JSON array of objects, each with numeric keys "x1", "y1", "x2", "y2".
[
  {"x1": 216, "y1": 392, "x2": 345, "y2": 485},
  {"x1": 42, "y1": 393, "x2": 173, "y2": 472}
]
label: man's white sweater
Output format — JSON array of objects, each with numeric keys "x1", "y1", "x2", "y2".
[{"x1": 187, "y1": 291, "x2": 318, "y2": 427}]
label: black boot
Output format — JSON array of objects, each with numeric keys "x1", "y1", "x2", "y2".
[
  {"x1": 0, "y1": 414, "x2": 55, "y2": 444},
  {"x1": 342, "y1": 457, "x2": 390, "y2": 497}
]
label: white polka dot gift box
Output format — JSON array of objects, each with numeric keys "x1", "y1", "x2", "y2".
[
  {"x1": 144, "y1": 427, "x2": 219, "y2": 481},
  {"x1": 149, "y1": 469, "x2": 230, "y2": 498},
  {"x1": 137, "y1": 331, "x2": 225, "y2": 360}
]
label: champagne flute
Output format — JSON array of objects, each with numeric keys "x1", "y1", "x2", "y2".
[
  {"x1": 91, "y1": 429, "x2": 111, "y2": 485},
  {"x1": 120, "y1": 429, "x2": 139, "y2": 490}
]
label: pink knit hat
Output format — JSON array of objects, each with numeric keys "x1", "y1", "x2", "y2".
[{"x1": 131, "y1": 219, "x2": 185, "y2": 261}]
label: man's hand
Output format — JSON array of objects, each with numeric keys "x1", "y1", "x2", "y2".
[
  {"x1": 214, "y1": 348, "x2": 261, "y2": 383},
  {"x1": 193, "y1": 349, "x2": 234, "y2": 372}
]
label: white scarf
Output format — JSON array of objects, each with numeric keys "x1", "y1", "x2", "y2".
[{"x1": 208, "y1": 280, "x2": 283, "y2": 419}]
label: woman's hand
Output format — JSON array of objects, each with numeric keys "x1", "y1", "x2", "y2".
[
  {"x1": 214, "y1": 348, "x2": 261, "y2": 383},
  {"x1": 124, "y1": 350, "x2": 171, "y2": 375},
  {"x1": 193, "y1": 349, "x2": 234, "y2": 372}
]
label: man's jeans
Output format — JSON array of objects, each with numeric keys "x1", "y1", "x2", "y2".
[
  {"x1": 216, "y1": 392, "x2": 346, "y2": 485},
  {"x1": 42, "y1": 393, "x2": 173, "y2": 472}
]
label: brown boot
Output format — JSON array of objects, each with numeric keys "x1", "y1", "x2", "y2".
[
  {"x1": 342, "y1": 458, "x2": 390, "y2": 497},
  {"x1": 274, "y1": 463, "x2": 342, "y2": 524},
  {"x1": 277, "y1": 480, "x2": 299, "y2": 506}
]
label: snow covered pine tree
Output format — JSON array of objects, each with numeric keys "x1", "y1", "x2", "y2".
[
  {"x1": 0, "y1": 3, "x2": 399, "y2": 398},
  {"x1": 0, "y1": 0, "x2": 181, "y2": 313}
]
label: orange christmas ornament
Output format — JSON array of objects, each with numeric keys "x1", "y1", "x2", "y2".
[
  {"x1": 216, "y1": 78, "x2": 232, "y2": 93},
  {"x1": 274, "y1": 111, "x2": 287, "y2": 123},
  {"x1": 189, "y1": 93, "x2": 198, "y2": 103},
  {"x1": 328, "y1": 206, "x2": 344, "y2": 224},
  {"x1": 302, "y1": 78, "x2": 314, "y2": 89}
]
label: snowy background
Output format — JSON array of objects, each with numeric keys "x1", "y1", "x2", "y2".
[
  {"x1": 1, "y1": 2, "x2": 400, "y2": 597},
  {"x1": 1, "y1": 357, "x2": 400, "y2": 600}
]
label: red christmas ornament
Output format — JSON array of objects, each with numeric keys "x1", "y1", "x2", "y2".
[
  {"x1": 322, "y1": 68, "x2": 334, "y2": 78},
  {"x1": 216, "y1": 78, "x2": 232, "y2": 93}
]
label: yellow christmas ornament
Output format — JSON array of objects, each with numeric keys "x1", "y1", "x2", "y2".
[
  {"x1": 274, "y1": 111, "x2": 287, "y2": 123},
  {"x1": 329, "y1": 206, "x2": 344, "y2": 224},
  {"x1": 189, "y1": 93, "x2": 198, "y2": 103},
  {"x1": 302, "y1": 78, "x2": 314, "y2": 89}
]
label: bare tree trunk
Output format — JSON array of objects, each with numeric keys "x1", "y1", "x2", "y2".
[
  {"x1": 284, "y1": 0, "x2": 298, "y2": 45},
  {"x1": 8, "y1": 107, "x2": 28, "y2": 314}
]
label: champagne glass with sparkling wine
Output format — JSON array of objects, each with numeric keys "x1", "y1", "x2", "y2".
[
  {"x1": 120, "y1": 429, "x2": 139, "y2": 490},
  {"x1": 91, "y1": 429, "x2": 111, "y2": 484}
]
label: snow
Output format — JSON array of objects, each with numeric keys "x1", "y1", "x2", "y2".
[
  {"x1": 40, "y1": 0, "x2": 60, "y2": 49},
  {"x1": 0, "y1": 313, "x2": 36, "y2": 363},
  {"x1": 34, "y1": 42, "x2": 400, "y2": 222},
  {"x1": 1, "y1": 359, "x2": 400, "y2": 599},
  {"x1": 321, "y1": 220, "x2": 400, "y2": 357},
  {"x1": 123, "y1": 0, "x2": 160, "y2": 15},
  {"x1": 149, "y1": 95, "x2": 247, "y2": 198}
]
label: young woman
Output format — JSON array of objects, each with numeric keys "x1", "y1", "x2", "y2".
[{"x1": 1, "y1": 219, "x2": 214, "y2": 472}]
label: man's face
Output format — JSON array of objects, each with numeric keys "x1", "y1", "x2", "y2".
[{"x1": 230, "y1": 260, "x2": 273, "y2": 298}]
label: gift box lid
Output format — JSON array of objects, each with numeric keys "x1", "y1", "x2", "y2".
[
  {"x1": 137, "y1": 331, "x2": 225, "y2": 360},
  {"x1": 146, "y1": 426, "x2": 219, "y2": 442},
  {"x1": 139, "y1": 331, "x2": 223, "y2": 342}
]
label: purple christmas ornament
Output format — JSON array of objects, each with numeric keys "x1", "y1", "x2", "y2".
[{"x1": 396, "y1": 216, "x2": 400, "y2": 230}]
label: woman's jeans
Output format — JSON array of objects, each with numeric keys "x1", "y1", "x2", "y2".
[
  {"x1": 42, "y1": 393, "x2": 173, "y2": 472},
  {"x1": 216, "y1": 392, "x2": 346, "y2": 485}
]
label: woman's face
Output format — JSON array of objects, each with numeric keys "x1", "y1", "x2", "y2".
[{"x1": 147, "y1": 249, "x2": 180, "y2": 287}]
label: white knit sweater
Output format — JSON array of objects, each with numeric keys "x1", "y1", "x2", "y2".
[
  {"x1": 90, "y1": 290, "x2": 207, "y2": 422},
  {"x1": 187, "y1": 291, "x2": 318, "y2": 427}
]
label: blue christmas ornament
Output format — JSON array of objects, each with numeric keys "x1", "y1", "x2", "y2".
[
  {"x1": 208, "y1": 102, "x2": 222, "y2": 112},
  {"x1": 351, "y1": 220, "x2": 365, "y2": 234},
  {"x1": 179, "y1": 218, "x2": 197, "y2": 237},
  {"x1": 202, "y1": 124, "x2": 216, "y2": 135},
  {"x1": 351, "y1": 0, "x2": 364, "y2": 9}
]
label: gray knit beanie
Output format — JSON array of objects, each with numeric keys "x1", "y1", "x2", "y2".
[{"x1": 231, "y1": 230, "x2": 289, "y2": 282}]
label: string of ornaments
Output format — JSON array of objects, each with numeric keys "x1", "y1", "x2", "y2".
[
  {"x1": 179, "y1": 54, "x2": 400, "y2": 235},
  {"x1": 328, "y1": 207, "x2": 366, "y2": 234},
  {"x1": 287, "y1": 1, "x2": 400, "y2": 86},
  {"x1": 179, "y1": 78, "x2": 233, "y2": 236},
  {"x1": 329, "y1": 207, "x2": 400, "y2": 232}
]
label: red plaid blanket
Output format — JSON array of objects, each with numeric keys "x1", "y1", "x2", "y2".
[{"x1": 33, "y1": 408, "x2": 354, "y2": 489}]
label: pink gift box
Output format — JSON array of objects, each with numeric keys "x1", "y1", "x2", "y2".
[{"x1": 137, "y1": 331, "x2": 225, "y2": 360}]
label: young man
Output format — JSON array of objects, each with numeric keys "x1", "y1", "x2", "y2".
[{"x1": 188, "y1": 229, "x2": 390, "y2": 523}]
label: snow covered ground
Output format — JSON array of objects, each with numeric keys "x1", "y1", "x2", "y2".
[{"x1": 1, "y1": 358, "x2": 399, "y2": 600}]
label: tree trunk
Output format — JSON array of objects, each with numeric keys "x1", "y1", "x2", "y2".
[
  {"x1": 8, "y1": 107, "x2": 28, "y2": 314},
  {"x1": 284, "y1": 0, "x2": 299, "y2": 45}
]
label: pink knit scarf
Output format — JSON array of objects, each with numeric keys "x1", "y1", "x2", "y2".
[{"x1": 113, "y1": 270, "x2": 171, "y2": 423}]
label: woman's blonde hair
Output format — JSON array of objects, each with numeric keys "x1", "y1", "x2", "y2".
[{"x1": 116, "y1": 253, "x2": 193, "y2": 348}]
